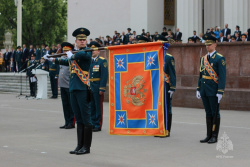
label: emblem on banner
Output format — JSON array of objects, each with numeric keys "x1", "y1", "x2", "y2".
[{"x1": 123, "y1": 75, "x2": 148, "y2": 106}]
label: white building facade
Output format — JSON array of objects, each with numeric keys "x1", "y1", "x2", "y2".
[{"x1": 68, "y1": 0, "x2": 250, "y2": 43}]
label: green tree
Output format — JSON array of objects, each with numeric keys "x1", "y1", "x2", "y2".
[{"x1": 0, "y1": 0, "x2": 67, "y2": 48}]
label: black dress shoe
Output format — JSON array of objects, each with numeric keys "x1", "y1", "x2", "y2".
[
  {"x1": 50, "y1": 96, "x2": 57, "y2": 99},
  {"x1": 69, "y1": 146, "x2": 82, "y2": 154},
  {"x1": 76, "y1": 146, "x2": 90, "y2": 155},
  {"x1": 92, "y1": 128, "x2": 101, "y2": 132},
  {"x1": 65, "y1": 124, "x2": 75, "y2": 129},
  {"x1": 207, "y1": 137, "x2": 217, "y2": 144},
  {"x1": 59, "y1": 125, "x2": 66, "y2": 129}
]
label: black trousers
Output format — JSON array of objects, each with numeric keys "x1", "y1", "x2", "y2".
[{"x1": 61, "y1": 87, "x2": 74, "y2": 126}]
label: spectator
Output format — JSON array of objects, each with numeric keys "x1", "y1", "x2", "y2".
[
  {"x1": 218, "y1": 32, "x2": 228, "y2": 42},
  {"x1": 146, "y1": 32, "x2": 152, "y2": 42},
  {"x1": 168, "y1": 29, "x2": 175, "y2": 37},
  {"x1": 241, "y1": 34, "x2": 247, "y2": 41},
  {"x1": 188, "y1": 37, "x2": 194, "y2": 43},
  {"x1": 124, "y1": 28, "x2": 132, "y2": 44},
  {"x1": 234, "y1": 25, "x2": 241, "y2": 37},
  {"x1": 120, "y1": 32, "x2": 126, "y2": 43},
  {"x1": 51, "y1": 44, "x2": 57, "y2": 54},
  {"x1": 131, "y1": 31, "x2": 137, "y2": 40},
  {"x1": 28, "y1": 44, "x2": 34, "y2": 60},
  {"x1": 222, "y1": 23, "x2": 231, "y2": 37},
  {"x1": 113, "y1": 30, "x2": 117, "y2": 42},
  {"x1": 161, "y1": 27, "x2": 168, "y2": 37},
  {"x1": 231, "y1": 36, "x2": 236, "y2": 42},
  {"x1": 199, "y1": 33, "x2": 205, "y2": 43},
  {"x1": 192, "y1": 31, "x2": 200, "y2": 43},
  {"x1": 214, "y1": 27, "x2": 221, "y2": 39},
  {"x1": 3, "y1": 48, "x2": 10, "y2": 72},
  {"x1": 10, "y1": 47, "x2": 17, "y2": 72},
  {"x1": 174, "y1": 28, "x2": 182, "y2": 41},
  {"x1": 235, "y1": 32, "x2": 242, "y2": 41},
  {"x1": 227, "y1": 34, "x2": 232, "y2": 42},
  {"x1": 166, "y1": 31, "x2": 173, "y2": 40},
  {"x1": 141, "y1": 29, "x2": 146, "y2": 36},
  {"x1": 35, "y1": 45, "x2": 41, "y2": 60}
]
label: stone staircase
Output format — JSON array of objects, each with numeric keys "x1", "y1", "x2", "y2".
[{"x1": 0, "y1": 72, "x2": 59, "y2": 97}]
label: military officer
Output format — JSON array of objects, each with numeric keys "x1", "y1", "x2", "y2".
[
  {"x1": 155, "y1": 35, "x2": 176, "y2": 137},
  {"x1": 59, "y1": 42, "x2": 75, "y2": 129},
  {"x1": 136, "y1": 35, "x2": 149, "y2": 43},
  {"x1": 89, "y1": 41, "x2": 108, "y2": 132},
  {"x1": 16, "y1": 46, "x2": 23, "y2": 72},
  {"x1": 44, "y1": 27, "x2": 93, "y2": 155},
  {"x1": 26, "y1": 54, "x2": 37, "y2": 97},
  {"x1": 196, "y1": 34, "x2": 226, "y2": 144},
  {"x1": 36, "y1": 57, "x2": 49, "y2": 71},
  {"x1": 48, "y1": 54, "x2": 59, "y2": 99},
  {"x1": 35, "y1": 45, "x2": 41, "y2": 60}
]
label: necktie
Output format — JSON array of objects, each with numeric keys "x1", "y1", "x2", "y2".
[{"x1": 208, "y1": 54, "x2": 210, "y2": 61}]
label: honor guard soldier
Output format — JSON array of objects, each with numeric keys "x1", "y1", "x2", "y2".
[
  {"x1": 59, "y1": 42, "x2": 75, "y2": 129},
  {"x1": 49, "y1": 53, "x2": 59, "y2": 99},
  {"x1": 37, "y1": 57, "x2": 49, "y2": 71},
  {"x1": 26, "y1": 54, "x2": 38, "y2": 97},
  {"x1": 44, "y1": 27, "x2": 93, "y2": 155},
  {"x1": 155, "y1": 35, "x2": 176, "y2": 137},
  {"x1": 196, "y1": 34, "x2": 226, "y2": 144},
  {"x1": 16, "y1": 46, "x2": 23, "y2": 72},
  {"x1": 89, "y1": 41, "x2": 108, "y2": 132},
  {"x1": 136, "y1": 35, "x2": 149, "y2": 43}
]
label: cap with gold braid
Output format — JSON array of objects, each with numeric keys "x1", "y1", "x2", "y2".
[
  {"x1": 89, "y1": 41, "x2": 101, "y2": 48},
  {"x1": 72, "y1": 27, "x2": 90, "y2": 40},
  {"x1": 61, "y1": 42, "x2": 74, "y2": 51},
  {"x1": 203, "y1": 34, "x2": 217, "y2": 45},
  {"x1": 154, "y1": 34, "x2": 168, "y2": 41},
  {"x1": 136, "y1": 35, "x2": 149, "y2": 43}
]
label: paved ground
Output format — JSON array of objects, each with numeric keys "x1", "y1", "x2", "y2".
[{"x1": 0, "y1": 94, "x2": 249, "y2": 167}]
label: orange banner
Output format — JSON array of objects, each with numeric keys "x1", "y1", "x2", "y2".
[{"x1": 108, "y1": 42, "x2": 166, "y2": 136}]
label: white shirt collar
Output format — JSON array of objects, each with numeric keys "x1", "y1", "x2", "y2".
[{"x1": 208, "y1": 50, "x2": 216, "y2": 57}]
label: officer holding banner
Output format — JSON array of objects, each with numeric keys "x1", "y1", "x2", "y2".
[
  {"x1": 196, "y1": 34, "x2": 226, "y2": 144},
  {"x1": 155, "y1": 35, "x2": 176, "y2": 138}
]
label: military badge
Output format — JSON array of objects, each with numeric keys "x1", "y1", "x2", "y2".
[
  {"x1": 103, "y1": 62, "x2": 107, "y2": 68},
  {"x1": 171, "y1": 60, "x2": 175, "y2": 66},
  {"x1": 222, "y1": 60, "x2": 225, "y2": 66},
  {"x1": 80, "y1": 28, "x2": 84, "y2": 32}
]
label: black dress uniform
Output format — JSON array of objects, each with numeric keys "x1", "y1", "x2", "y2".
[
  {"x1": 53, "y1": 28, "x2": 93, "y2": 155},
  {"x1": 155, "y1": 35, "x2": 176, "y2": 137},
  {"x1": 89, "y1": 42, "x2": 108, "y2": 132},
  {"x1": 59, "y1": 42, "x2": 75, "y2": 129},
  {"x1": 16, "y1": 46, "x2": 23, "y2": 72},
  {"x1": 26, "y1": 55, "x2": 38, "y2": 96},
  {"x1": 197, "y1": 34, "x2": 226, "y2": 144},
  {"x1": 49, "y1": 57, "x2": 59, "y2": 98}
]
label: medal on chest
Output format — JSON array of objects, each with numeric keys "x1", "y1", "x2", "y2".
[{"x1": 93, "y1": 65, "x2": 99, "y2": 72}]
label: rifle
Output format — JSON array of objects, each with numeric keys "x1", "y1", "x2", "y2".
[{"x1": 47, "y1": 40, "x2": 175, "y2": 58}]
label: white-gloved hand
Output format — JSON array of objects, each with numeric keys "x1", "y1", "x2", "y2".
[
  {"x1": 55, "y1": 76, "x2": 58, "y2": 79},
  {"x1": 66, "y1": 51, "x2": 73, "y2": 59},
  {"x1": 196, "y1": 91, "x2": 201, "y2": 99},
  {"x1": 168, "y1": 90, "x2": 174, "y2": 98},
  {"x1": 43, "y1": 54, "x2": 53, "y2": 61},
  {"x1": 216, "y1": 94, "x2": 223, "y2": 103}
]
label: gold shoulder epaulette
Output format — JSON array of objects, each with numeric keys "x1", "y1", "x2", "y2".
[
  {"x1": 99, "y1": 56, "x2": 105, "y2": 60},
  {"x1": 216, "y1": 53, "x2": 224, "y2": 57},
  {"x1": 166, "y1": 53, "x2": 173, "y2": 57}
]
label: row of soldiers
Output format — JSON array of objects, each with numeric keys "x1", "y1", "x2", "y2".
[{"x1": 39, "y1": 26, "x2": 226, "y2": 155}]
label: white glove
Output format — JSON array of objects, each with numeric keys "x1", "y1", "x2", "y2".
[
  {"x1": 216, "y1": 94, "x2": 223, "y2": 103},
  {"x1": 196, "y1": 91, "x2": 201, "y2": 99},
  {"x1": 43, "y1": 54, "x2": 53, "y2": 61},
  {"x1": 55, "y1": 76, "x2": 58, "y2": 79},
  {"x1": 66, "y1": 51, "x2": 73, "y2": 59},
  {"x1": 168, "y1": 90, "x2": 174, "y2": 98}
]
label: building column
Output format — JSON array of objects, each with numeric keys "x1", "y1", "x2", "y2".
[
  {"x1": 130, "y1": 0, "x2": 164, "y2": 35},
  {"x1": 224, "y1": 0, "x2": 250, "y2": 33},
  {"x1": 176, "y1": 0, "x2": 202, "y2": 43}
]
